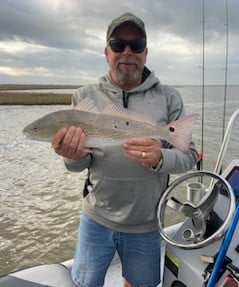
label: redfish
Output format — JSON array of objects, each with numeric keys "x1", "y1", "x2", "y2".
[{"x1": 23, "y1": 97, "x2": 197, "y2": 153}]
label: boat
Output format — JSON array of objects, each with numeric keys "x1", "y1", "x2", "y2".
[{"x1": 0, "y1": 106, "x2": 239, "y2": 286}]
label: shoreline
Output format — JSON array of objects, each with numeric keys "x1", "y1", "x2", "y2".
[
  {"x1": 0, "y1": 85, "x2": 79, "y2": 105},
  {"x1": 1, "y1": 84, "x2": 238, "y2": 105},
  {"x1": 0, "y1": 84, "x2": 80, "y2": 91},
  {"x1": 0, "y1": 92, "x2": 72, "y2": 105}
]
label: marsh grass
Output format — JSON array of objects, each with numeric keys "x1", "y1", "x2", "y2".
[
  {"x1": 0, "y1": 84, "x2": 81, "y2": 105},
  {"x1": 0, "y1": 84, "x2": 79, "y2": 91},
  {"x1": 0, "y1": 92, "x2": 72, "y2": 105}
]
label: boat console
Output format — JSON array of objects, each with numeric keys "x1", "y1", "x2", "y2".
[{"x1": 221, "y1": 160, "x2": 239, "y2": 198}]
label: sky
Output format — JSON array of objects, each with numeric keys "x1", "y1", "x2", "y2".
[{"x1": 0, "y1": 0, "x2": 238, "y2": 86}]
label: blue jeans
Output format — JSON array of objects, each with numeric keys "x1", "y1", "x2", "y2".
[{"x1": 71, "y1": 213, "x2": 161, "y2": 287}]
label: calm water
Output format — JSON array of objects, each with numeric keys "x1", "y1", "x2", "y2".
[{"x1": 0, "y1": 85, "x2": 239, "y2": 275}]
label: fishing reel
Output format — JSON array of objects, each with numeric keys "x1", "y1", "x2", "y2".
[{"x1": 158, "y1": 171, "x2": 235, "y2": 249}]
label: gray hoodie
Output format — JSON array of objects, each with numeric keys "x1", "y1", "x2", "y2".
[{"x1": 64, "y1": 69, "x2": 198, "y2": 233}]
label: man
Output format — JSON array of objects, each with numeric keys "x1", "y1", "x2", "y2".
[{"x1": 52, "y1": 12, "x2": 198, "y2": 287}]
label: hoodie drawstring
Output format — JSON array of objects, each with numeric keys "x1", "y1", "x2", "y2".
[{"x1": 123, "y1": 91, "x2": 129, "y2": 108}]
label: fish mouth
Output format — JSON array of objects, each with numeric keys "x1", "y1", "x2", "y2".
[
  {"x1": 22, "y1": 127, "x2": 36, "y2": 139},
  {"x1": 22, "y1": 127, "x2": 29, "y2": 136}
]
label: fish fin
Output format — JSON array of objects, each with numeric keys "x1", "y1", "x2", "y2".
[
  {"x1": 167, "y1": 114, "x2": 198, "y2": 153},
  {"x1": 74, "y1": 97, "x2": 98, "y2": 113},
  {"x1": 102, "y1": 104, "x2": 155, "y2": 126},
  {"x1": 75, "y1": 98, "x2": 155, "y2": 126}
]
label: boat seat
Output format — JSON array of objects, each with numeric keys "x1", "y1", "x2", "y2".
[
  {"x1": 0, "y1": 275, "x2": 48, "y2": 287},
  {"x1": 0, "y1": 263, "x2": 75, "y2": 287}
]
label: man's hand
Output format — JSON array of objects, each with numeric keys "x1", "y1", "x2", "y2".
[
  {"x1": 122, "y1": 137, "x2": 162, "y2": 168},
  {"x1": 52, "y1": 126, "x2": 88, "y2": 159}
]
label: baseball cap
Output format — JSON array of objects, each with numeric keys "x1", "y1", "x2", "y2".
[{"x1": 106, "y1": 12, "x2": 146, "y2": 42}]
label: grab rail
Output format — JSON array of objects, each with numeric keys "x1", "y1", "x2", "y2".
[{"x1": 213, "y1": 108, "x2": 239, "y2": 175}]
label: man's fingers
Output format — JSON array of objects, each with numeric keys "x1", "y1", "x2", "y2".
[
  {"x1": 52, "y1": 126, "x2": 88, "y2": 159},
  {"x1": 51, "y1": 128, "x2": 67, "y2": 149}
]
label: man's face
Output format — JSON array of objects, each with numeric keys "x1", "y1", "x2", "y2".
[{"x1": 105, "y1": 24, "x2": 148, "y2": 89}]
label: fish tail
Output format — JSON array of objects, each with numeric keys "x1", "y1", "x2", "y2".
[{"x1": 167, "y1": 114, "x2": 197, "y2": 153}]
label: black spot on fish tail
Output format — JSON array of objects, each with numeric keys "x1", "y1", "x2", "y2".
[
  {"x1": 169, "y1": 126, "x2": 175, "y2": 132},
  {"x1": 114, "y1": 125, "x2": 118, "y2": 129}
]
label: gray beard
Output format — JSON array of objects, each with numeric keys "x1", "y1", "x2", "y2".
[{"x1": 114, "y1": 67, "x2": 140, "y2": 85}]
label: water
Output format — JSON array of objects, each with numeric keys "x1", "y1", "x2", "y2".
[
  {"x1": 0, "y1": 105, "x2": 87, "y2": 275},
  {"x1": 0, "y1": 85, "x2": 238, "y2": 276},
  {"x1": 178, "y1": 85, "x2": 239, "y2": 169}
]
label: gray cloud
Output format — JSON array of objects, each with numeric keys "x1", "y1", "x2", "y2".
[{"x1": 0, "y1": 0, "x2": 238, "y2": 85}]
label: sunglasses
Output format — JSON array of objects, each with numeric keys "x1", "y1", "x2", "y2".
[{"x1": 108, "y1": 39, "x2": 146, "y2": 53}]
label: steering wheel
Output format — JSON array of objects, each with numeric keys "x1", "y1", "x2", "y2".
[{"x1": 158, "y1": 171, "x2": 235, "y2": 249}]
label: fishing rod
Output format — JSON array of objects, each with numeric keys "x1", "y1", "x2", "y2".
[
  {"x1": 222, "y1": 0, "x2": 229, "y2": 142},
  {"x1": 199, "y1": 0, "x2": 229, "y2": 174},
  {"x1": 198, "y1": 0, "x2": 205, "y2": 172},
  {"x1": 214, "y1": 0, "x2": 229, "y2": 176}
]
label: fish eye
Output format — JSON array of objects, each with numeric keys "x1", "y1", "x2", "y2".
[
  {"x1": 126, "y1": 121, "x2": 129, "y2": 126},
  {"x1": 169, "y1": 126, "x2": 175, "y2": 132}
]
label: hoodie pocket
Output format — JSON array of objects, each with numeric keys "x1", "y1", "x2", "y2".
[{"x1": 89, "y1": 175, "x2": 162, "y2": 225}]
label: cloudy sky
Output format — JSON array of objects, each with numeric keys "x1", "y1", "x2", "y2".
[{"x1": 0, "y1": 0, "x2": 238, "y2": 85}]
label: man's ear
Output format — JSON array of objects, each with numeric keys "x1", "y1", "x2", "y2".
[{"x1": 104, "y1": 47, "x2": 109, "y2": 63}]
